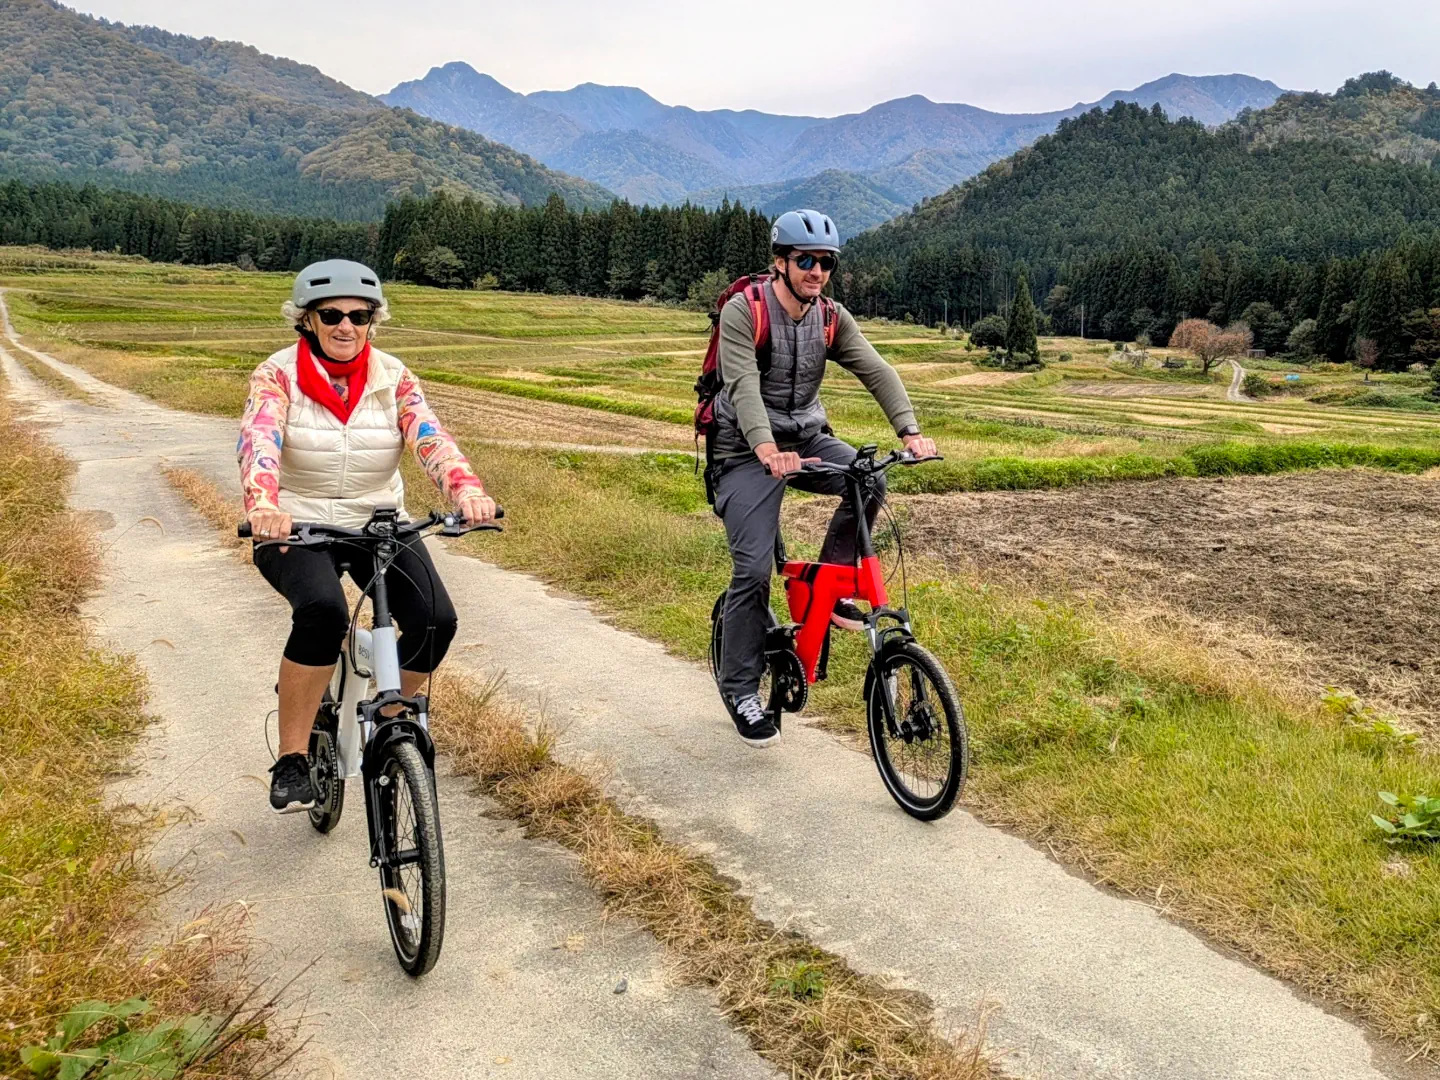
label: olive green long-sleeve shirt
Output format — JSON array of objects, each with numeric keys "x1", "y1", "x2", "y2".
[{"x1": 717, "y1": 296, "x2": 918, "y2": 452}]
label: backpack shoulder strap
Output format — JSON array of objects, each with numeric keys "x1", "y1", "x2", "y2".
[
  {"x1": 746, "y1": 277, "x2": 770, "y2": 352},
  {"x1": 821, "y1": 297, "x2": 839, "y2": 352}
]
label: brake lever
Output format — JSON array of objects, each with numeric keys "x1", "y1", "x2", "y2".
[
  {"x1": 436, "y1": 505, "x2": 506, "y2": 537},
  {"x1": 439, "y1": 522, "x2": 504, "y2": 537}
]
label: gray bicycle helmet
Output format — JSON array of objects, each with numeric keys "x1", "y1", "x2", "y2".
[
  {"x1": 770, "y1": 209, "x2": 841, "y2": 252},
  {"x1": 291, "y1": 259, "x2": 385, "y2": 309}
]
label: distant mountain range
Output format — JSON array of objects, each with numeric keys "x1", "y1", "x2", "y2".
[
  {"x1": 0, "y1": 0, "x2": 612, "y2": 220},
  {"x1": 383, "y1": 66, "x2": 1286, "y2": 233}
]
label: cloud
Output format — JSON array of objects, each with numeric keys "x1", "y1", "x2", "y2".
[{"x1": 73, "y1": 0, "x2": 1440, "y2": 115}]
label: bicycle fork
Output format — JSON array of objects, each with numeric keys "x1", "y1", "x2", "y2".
[{"x1": 357, "y1": 529, "x2": 439, "y2": 872}]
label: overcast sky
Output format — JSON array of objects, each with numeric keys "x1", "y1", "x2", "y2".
[{"x1": 73, "y1": 0, "x2": 1439, "y2": 117}]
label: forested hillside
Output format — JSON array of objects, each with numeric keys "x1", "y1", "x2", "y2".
[
  {"x1": 0, "y1": 177, "x2": 775, "y2": 304},
  {"x1": 838, "y1": 79, "x2": 1440, "y2": 367},
  {"x1": 1235, "y1": 71, "x2": 1440, "y2": 166},
  {"x1": 104, "y1": 20, "x2": 375, "y2": 110},
  {"x1": 0, "y1": 0, "x2": 611, "y2": 219}
]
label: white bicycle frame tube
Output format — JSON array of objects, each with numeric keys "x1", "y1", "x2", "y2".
[
  {"x1": 329, "y1": 621, "x2": 414, "y2": 780},
  {"x1": 331, "y1": 628, "x2": 374, "y2": 780}
]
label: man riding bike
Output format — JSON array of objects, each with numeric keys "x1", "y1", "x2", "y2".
[
  {"x1": 237, "y1": 260, "x2": 496, "y2": 813},
  {"x1": 711, "y1": 209, "x2": 936, "y2": 747}
]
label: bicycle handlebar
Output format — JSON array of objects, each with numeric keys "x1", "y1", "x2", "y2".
[
  {"x1": 238, "y1": 507, "x2": 504, "y2": 546},
  {"x1": 791, "y1": 449, "x2": 943, "y2": 479}
]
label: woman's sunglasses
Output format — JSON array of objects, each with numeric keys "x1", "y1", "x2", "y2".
[
  {"x1": 791, "y1": 252, "x2": 838, "y2": 273},
  {"x1": 314, "y1": 307, "x2": 375, "y2": 327}
]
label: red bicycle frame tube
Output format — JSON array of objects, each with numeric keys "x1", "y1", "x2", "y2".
[{"x1": 781, "y1": 555, "x2": 887, "y2": 682}]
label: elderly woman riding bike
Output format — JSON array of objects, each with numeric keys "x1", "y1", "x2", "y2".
[{"x1": 238, "y1": 260, "x2": 496, "y2": 814}]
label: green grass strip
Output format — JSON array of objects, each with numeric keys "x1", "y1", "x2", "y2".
[
  {"x1": 422, "y1": 368, "x2": 694, "y2": 427},
  {"x1": 890, "y1": 440, "x2": 1440, "y2": 494}
]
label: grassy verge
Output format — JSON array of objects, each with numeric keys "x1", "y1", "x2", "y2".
[
  {"x1": 432, "y1": 674, "x2": 990, "y2": 1079},
  {"x1": 0, "y1": 388, "x2": 282, "y2": 1073},
  {"x1": 411, "y1": 443, "x2": 1440, "y2": 1055}
]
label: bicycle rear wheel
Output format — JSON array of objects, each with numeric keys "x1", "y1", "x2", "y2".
[
  {"x1": 375, "y1": 739, "x2": 446, "y2": 976},
  {"x1": 866, "y1": 642, "x2": 968, "y2": 820}
]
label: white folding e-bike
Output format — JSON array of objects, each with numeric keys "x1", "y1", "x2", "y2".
[{"x1": 242, "y1": 506, "x2": 500, "y2": 976}]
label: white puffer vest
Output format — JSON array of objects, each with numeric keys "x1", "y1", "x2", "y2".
[{"x1": 270, "y1": 342, "x2": 408, "y2": 528}]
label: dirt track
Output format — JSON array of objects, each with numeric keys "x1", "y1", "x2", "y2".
[{"x1": 888, "y1": 470, "x2": 1440, "y2": 729}]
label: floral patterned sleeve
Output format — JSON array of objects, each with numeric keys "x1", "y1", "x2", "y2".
[
  {"x1": 395, "y1": 368, "x2": 485, "y2": 503},
  {"x1": 237, "y1": 361, "x2": 289, "y2": 514}
]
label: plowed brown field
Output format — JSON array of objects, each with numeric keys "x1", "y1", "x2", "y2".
[{"x1": 798, "y1": 469, "x2": 1440, "y2": 731}]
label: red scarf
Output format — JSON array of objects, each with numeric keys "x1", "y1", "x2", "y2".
[{"x1": 295, "y1": 335, "x2": 371, "y2": 425}]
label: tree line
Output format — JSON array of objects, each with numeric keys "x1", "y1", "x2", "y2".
[
  {"x1": 0, "y1": 179, "x2": 780, "y2": 307},
  {"x1": 0, "y1": 179, "x2": 377, "y2": 269},
  {"x1": 376, "y1": 192, "x2": 776, "y2": 301}
]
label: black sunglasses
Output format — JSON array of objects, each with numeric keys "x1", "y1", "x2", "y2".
[
  {"x1": 314, "y1": 307, "x2": 375, "y2": 327},
  {"x1": 792, "y1": 252, "x2": 838, "y2": 272}
]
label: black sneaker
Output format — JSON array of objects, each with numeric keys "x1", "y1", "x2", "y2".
[
  {"x1": 832, "y1": 598, "x2": 867, "y2": 631},
  {"x1": 729, "y1": 694, "x2": 780, "y2": 748},
  {"x1": 269, "y1": 753, "x2": 315, "y2": 814}
]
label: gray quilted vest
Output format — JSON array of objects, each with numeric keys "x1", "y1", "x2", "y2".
[{"x1": 712, "y1": 280, "x2": 830, "y2": 457}]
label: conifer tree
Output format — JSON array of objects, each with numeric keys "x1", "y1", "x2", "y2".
[
  {"x1": 1005, "y1": 267, "x2": 1039, "y2": 362},
  {"x1": 1357, "y1": 249, "x2": 1413, "y2": 366}
]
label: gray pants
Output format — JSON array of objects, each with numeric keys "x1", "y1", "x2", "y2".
[{"x1": 712, "y1": 432, "x2": 885, "y2": 701}]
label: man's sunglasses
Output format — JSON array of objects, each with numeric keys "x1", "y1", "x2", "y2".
[
  {"x1": 791, "y1": 252, "x2": 838, "y2": 273},
  {"x1": 314, "y1": 307, "x2": 375, "y2": 327}
]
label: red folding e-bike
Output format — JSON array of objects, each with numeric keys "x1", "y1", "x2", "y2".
[{"x1": 709, "y1": 445, "x2": 969, "y2": 820}]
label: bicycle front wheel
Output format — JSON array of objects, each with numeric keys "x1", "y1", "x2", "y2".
[
  {"x1": 866, "y1": 642, "x2": 968, "y2": 820},
  {"x1": 375, "y1": 739, "x2": 446, "y2": 976}
]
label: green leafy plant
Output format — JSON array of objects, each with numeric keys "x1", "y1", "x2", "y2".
[
  {"x1": 1322, "y1": 686, "x2": 1419, "y2": 751},
  {"x1": 1371, "y1": 792, "x2": 1440, "y2": 843},
  {"x1": 769, "y1": 960, "x2": 828, "y2": 1001},
  {"x1": 21, "y1": 998, "x2": 224, "y2": 1080}
]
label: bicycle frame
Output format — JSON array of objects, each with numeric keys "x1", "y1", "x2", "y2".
[{"x1": 778, "y1": 453, "x2": 916, "y2": 683}]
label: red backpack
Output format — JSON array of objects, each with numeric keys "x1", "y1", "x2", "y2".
[{"x1": 693, "y1": 273, "x2": 837, "y2": 440}]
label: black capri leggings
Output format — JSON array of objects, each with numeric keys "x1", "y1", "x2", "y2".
[{"x1": 253, "y1": 539, "x2": 458, "y2": 671}]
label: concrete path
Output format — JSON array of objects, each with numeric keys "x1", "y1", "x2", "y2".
[
  {"x1": 6, "y1": 301, "x2": 1421, "y2": 1080},
  {"x1": 0, "y1": 335, "x2": 773, "y2": 1077},
  {"x1": 1227, "y1": 357, "x2": 1250, "y2": 402}
]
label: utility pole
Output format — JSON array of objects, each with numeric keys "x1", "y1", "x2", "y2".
[
  {"x1": 943, "y1": 297, "x2": 948, "y2": 328},
  {"x1": 1080, "y1": 301, "x2": 1085, "y2": 340}
]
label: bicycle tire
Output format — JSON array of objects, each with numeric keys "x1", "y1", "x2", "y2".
[
  {"x1": 307, "y1": 711, "x2": 345, "y2": 835},
  {"x1": 866, "y1": 641, "x2": 968, "y2": 821},
  {"x1": 375, "y1": 739, "x2": 446, "y2": 976}
]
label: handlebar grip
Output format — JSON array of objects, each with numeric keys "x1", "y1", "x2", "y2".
[{"x1": 237, "y1": 522, "x2": 252, "y2": 538}]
